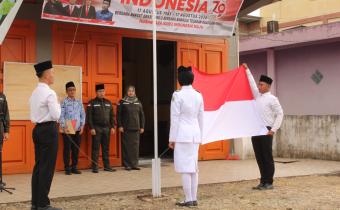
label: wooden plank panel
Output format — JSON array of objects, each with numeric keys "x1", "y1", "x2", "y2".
[
  {"x1": 202, "y1": 44, "x2": 228, "y2": 73},
  {"x1": 200, "y1": 43, "x2": 230, "y2": 160},
  {"x1": 3, "y1": 63, "x2": 82, "y2": 120},
  {"x1": 95, "y1": 44, "x2": 118, "y2": 76},
  {"x1": 177, "y1": 42, "x2": 201, "y2": 69},
  {"x1": 2, "y1": 121, "x2": 34, "y2": 174},
  {"x1": 0, "y1": 20, "x2": 36, "y2": 174}
]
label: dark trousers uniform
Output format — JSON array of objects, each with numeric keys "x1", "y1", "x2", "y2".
[
  {"x1": 251, "y1": 132, "x2": 275, "y2": 185},
  {"x1": 122, "y1": 130, "x2": 140, "y2": 168},
  {"x1": 62, "y1": 132, "x2": 81, "y2": 171},
  {"x1": 91, "y1": 127, "x2": 110, "y2": 169},
  {"x1": 31, "y1": 122, "x2": 58, "y2": 207}
]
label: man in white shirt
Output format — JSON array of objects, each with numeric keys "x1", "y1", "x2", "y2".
[
  {"x1": 30, "y1": 61, "x2": 61, "y2": 210},
  {"x1": 244, "y1": 63, "x2": 284, "y2": 190}
]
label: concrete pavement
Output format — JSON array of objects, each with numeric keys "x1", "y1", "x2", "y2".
[{"x1": 0, "y1": 158, "x2": 339, "y2": 204}]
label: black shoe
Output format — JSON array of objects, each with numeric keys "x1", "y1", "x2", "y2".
[
  {"x1": 125, "y1": 167, "x2": 131, "y2": 171},
  {"x1": 104, "y1": 167, "x2": 116, "y2": 172},
  {"x1": 192, "y1": 201, "x2": 198, "y2": 206},
  {"x1": 260, "y1": 183, "x2": 274, "y2": 190},
  {"x1": 65, "y1": 170, "x2": 72, "y2": 175},
  {"x1": 71, "y1": 168, "x2": 82, "y2": 174},
  {"x1": 175, "y1": 201, "x2": 193, "y2": 207},
  {"x1": 0, "y1": 181, "x2": 6, "y2": 187},
  {"x1": 92, "y1": 168, "x2": 99, "y2": 173},
  {"x1": 131, "y1": 167, "x2": 141, "y2": 170},
  {"x1": 37, "y1": 205, "x2": 62, "y2": 210},
  {"x1": 252, "y1": 183, "x2": 265, "y2": 190}
]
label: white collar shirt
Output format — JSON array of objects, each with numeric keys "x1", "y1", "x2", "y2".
[
  {"x1": 30, "y1": 82, "x2": 61, "y2": 124},
  {"x1": 246, "y1": 69, "x2": 284, "y2": 133}
]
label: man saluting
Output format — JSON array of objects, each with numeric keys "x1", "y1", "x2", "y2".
[{"x1": 30, "y1": 61, "x2": 62, "y2": 210}]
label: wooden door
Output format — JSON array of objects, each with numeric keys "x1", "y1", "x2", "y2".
[
  {"x1": 177, "y1": 41, "x2": 230, "y2": 160},
  {"x1": 1, "y1": 20, "x2": 36, "y2": 174},
  {"x1": 52, "y1": 28, "x2": 93, "y2": 170},
  {"x1": 90, "y1": 34, "x2": 122, "y2": 166},
  {"x1": 52, "y1": 24, "x2": 122, "y2": 169}
]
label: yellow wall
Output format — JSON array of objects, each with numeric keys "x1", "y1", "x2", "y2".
[{"x1": 260, "y1": 0, "x2": 340, "y2": 27}]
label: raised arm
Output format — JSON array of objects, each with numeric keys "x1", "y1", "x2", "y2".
[{"x1": 243, "y1": 64, "x2": 260, "y2": 98}]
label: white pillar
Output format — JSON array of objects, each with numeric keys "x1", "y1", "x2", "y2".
[{"x1": 151, "y1": 0, "x2": 161, "y2": 197}]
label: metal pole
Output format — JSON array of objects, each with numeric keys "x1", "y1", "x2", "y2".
[{"x1": 151, "y1": 0, "x2": 161, "y2": 197}]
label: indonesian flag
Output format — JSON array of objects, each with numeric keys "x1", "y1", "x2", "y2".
[{"x1": 192, "y1": 66, "x2": 268, "y2": 144}]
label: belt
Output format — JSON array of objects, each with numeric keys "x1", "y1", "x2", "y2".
[{"x1": 36, "y1": 121, "x2": 57, "y2": 126}]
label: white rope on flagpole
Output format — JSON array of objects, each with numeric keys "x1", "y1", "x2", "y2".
[{"x1": 151, "y1": 0, "x2": 161, "y2": 197}]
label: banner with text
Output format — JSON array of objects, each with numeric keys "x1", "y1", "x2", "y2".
[{"x1": 41, "y1": 0, "x2": 243, "y2": 36}]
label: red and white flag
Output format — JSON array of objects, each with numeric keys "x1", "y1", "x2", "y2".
[{"x1": 192, "y1": 66, "x2": 267, "y2": 144}]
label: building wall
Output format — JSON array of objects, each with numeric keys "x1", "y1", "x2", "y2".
[
  {"x1": 260, "y1": 0, "x2": 340, "y2": 27},
  {"x1": 16, "y1": 3, "x2": 52, "y2": 61},
  {"x1": 277, "y1": 115, "x2": 340, "y2": 161},
  {"x1": 239, "y1": 40, "x2": 340, "y2": 160},
  {"x1": 240, "y1": 52, "x2": 267, "y2": 81},
  {"x1": 276, "y1": 41, "x2": 340, "y2": 115}
]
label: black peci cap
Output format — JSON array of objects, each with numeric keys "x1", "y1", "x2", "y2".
[
  {"x1": 259, "y1": 75, "x2": 273, "y2": 85},
  {"x1": 34, "y1": 60, "x2": 52, "y2": 75},
  {"x1": 65, "y1": 81, "x2": 75, "y2": 90},
  {"x1": 95, "y1": 83, "x2": 105, "y2": 91}
]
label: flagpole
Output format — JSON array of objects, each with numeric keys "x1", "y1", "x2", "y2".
[{"x1": 151, "y1": 0, "x2": 161, "y2": 197}]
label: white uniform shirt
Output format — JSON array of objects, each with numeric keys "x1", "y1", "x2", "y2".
[
  {"x1": 30, "y1": 83, "x2": 61, "y2": 123},
  {"x1": 169, "y1": 85, "x2": 204, "y2": 143},
  {"x1": 246, "y1": 69, "x2": 284, "y2": 133}
]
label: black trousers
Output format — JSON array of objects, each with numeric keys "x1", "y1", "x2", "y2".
[
  {"x1": 91, "y1": 127, "x2": 110, "y2": 169},
  {"x1": 62, "y1": 132, "x2": 81, "y2": 171},
  {"x1": 122, "y1": 131, "x2": 140, "y2": 168},
  {"x1": 251, "y1": 134, "x2": 275, "y2": 184},
  {"x1": 31, "y1": 122, "x2": 58, "y2": 208}
]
